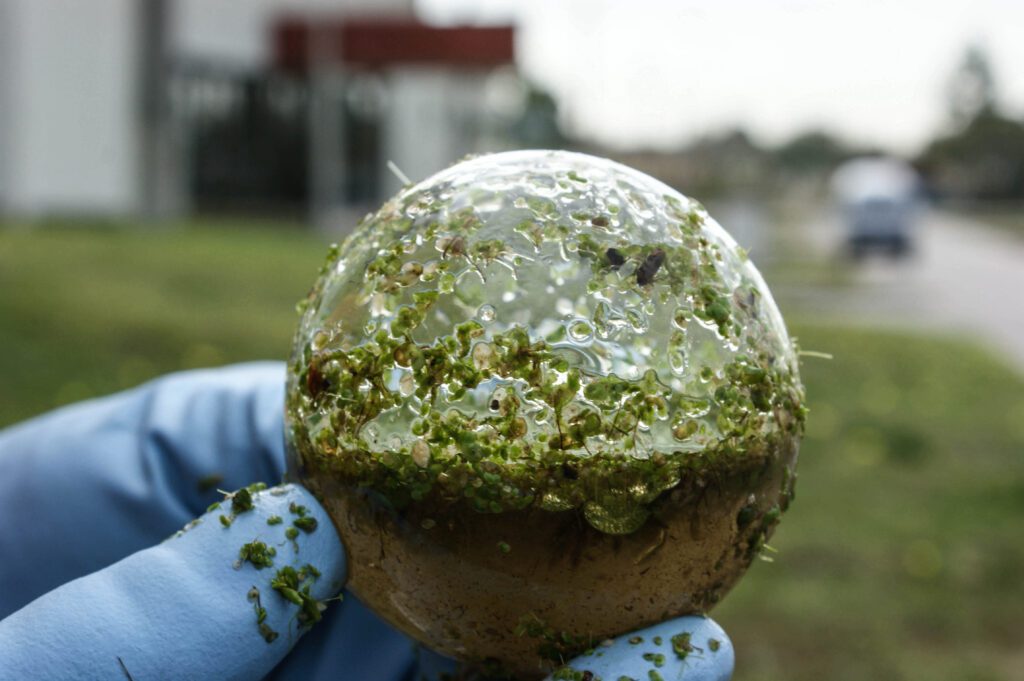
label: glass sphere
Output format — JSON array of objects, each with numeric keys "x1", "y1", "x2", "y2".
[{"x1": 286, "y1": 150, "x2": 804, "y2": 678}]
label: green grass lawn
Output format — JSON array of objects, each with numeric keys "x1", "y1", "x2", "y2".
[
  {"x1": 2, "y1": 222, "x2": 1023, "y2": 680},
  {"x1": 719, "y1": 324, "x2": 1024, "y2": 681},
  {"x1": 0, "y1": 220, "x2": 327, "y2": 423}
]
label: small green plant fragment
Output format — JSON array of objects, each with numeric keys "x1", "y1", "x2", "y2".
[
  {"x1": 293, "y1": 516, "x2": 318, "y2": 533},
  {"x1": 219, "y1": 482, "x2": 267, "y2": 523},
  {"x1": 247, "y1": 586, "x2": 279, "y2": 643},
  {"x1": 652, "y1": 636, "x2": 662, "y2": 646},
  {"x1": 285, "y1": 526, "x2": 300, "y2": 551},
  {"x1": 643, "y1": 652, "x2": 666, "y2": 667},
  {"x1": 628, "y1": 636, "x2": 643, "y2": 645},
  {"x1": 289, "y1": 502, "x2": 309, "y2": 517},
  {"x1": 515, "y1": 613, "x2": 595, "y2": 663},
  {"x1": 671, "y1": 632, "x2": 701, "y2": 660},
  {"x1": 206, "y1": 501, "x2": 221, "y2": 513},
  {"x1": 231, "y1": 488, "x2": 255, "y2": 514},
  {"x1": 497, "y1": 541, "x2": 511, "y2": 553},
  {"x1": 270, "y1": 565, "x2": 328, "y2": 628},
  {"x1": 648, "y1": 671, "x2": 664, "y2": 681},
  {"x1": 551, "y1": 667, "x2": 603, "y2": 680},
  {"x1": 267, "y1": 515, "x2": 283, "y2": 526},
  {"x1": 708, "y1": 638, "x2": 721, "y2": 652},
  {"x1": 238, "y1": 540, "x2": 277, "y2": 570}
]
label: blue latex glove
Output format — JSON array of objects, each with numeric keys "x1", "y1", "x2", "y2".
[{"x1": 0, "y1": 363, "x2": 734, "y2": 680}]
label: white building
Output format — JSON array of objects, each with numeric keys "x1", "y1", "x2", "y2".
[
  {"x1": 0, "y1": 0, "x2": 141, "y2": 216},
  {"x1": 0, "y1": 0, "x2": 516, "y2": 221}
]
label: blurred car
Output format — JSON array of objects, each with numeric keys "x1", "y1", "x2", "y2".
[{"x1": 831, "y1": 157, "x2": 921, "y2": 257}]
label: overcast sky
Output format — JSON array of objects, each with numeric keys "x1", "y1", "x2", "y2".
[{"x1": 416, "y1": 0, "x2": 1024, "y2": 154}]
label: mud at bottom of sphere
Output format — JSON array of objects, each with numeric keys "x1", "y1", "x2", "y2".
[{"x1": 306, "y1": 450, "x2": 794, "y2": 680}]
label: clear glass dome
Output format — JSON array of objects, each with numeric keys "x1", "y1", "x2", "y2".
[{"x1": 287, "y1": 150, "x2": 800, "y2": 531}]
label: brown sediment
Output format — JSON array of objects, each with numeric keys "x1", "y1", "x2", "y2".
[{"x1": 305, "y1": 438, "x2": 796, "y2": 680}]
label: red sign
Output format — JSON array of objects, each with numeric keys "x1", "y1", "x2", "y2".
[{"x1": 274, "y1": 19, "x2": 515, "y2": 73}]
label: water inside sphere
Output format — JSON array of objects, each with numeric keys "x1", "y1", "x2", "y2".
[{"x1": 285, "y1": 150, "x2": 804, "y2": 677}]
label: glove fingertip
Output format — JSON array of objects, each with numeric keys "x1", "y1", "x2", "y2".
[{"x1": 549, "y1": 615, "x2": 734, "y2": 681}]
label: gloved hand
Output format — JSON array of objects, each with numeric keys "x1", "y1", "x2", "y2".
[{"x1": 0, "y1": 363, "x2": 734, "y2": 680}]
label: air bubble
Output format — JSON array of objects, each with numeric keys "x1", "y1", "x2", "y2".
[{"x1": 477, "y1": 304, "x2": 496, "y2": 322}]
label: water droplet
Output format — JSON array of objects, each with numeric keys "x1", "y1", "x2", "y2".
[
  {"x1": 625, "y1": 308, "x2": 649, "y2": 333},
  {"x1": 568, "y1": 320, "x2": 593, "y2": 342},
  {"x1": 399, "y1": 372, "x2": 415, "y2": 396},
  {"x1": 592, "y1": 301, "x2": 612, "y2": 339},
  {"x1": 370, "y1": 293, "x2": 391, "y2": 316},
  {"x1": 477, "y1": 304, "x2": 496, "y2": 322},
  {"x1": 438, "y1": 273, "x2": 455, "y2": 294},
  {"x1": 668, "y1": 350, "x2": 686, "y2": 375},
  {"x1": 397, "y1": 261, "x2": 424, "y2": 286},
  {"x1": 673, "y1": 421, "x2": 698, "y2": 440},
  {"x1": 673, "y1": 307, "x2": 690, "y2": 329},
  {"x1": 501, "y1": 290, "x2": 516, "y2": 303},
  {"x1": 421, "y1": 261, "x2": 439, "y2": 282},
  {"x1": 363, "y1": 423, "x2": 380, "y2": 444},
  {"x1": 679, "y1": 397, "x2": 711, "y2": 417},
  {"x1": 310, "y1": 329, "x2": 330, "y2": 351},
  {"x1": 454, "y1": 269, "x2": 485, "y2": 305},
  {"x1": 471, "y1": 342, "x2": 494, "y2": 369}
]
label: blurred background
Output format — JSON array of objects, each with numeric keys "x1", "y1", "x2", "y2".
[{"x1": 1, "y1": 1, "x2": 1022, "y2": 679}]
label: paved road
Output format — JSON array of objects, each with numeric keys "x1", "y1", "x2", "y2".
[{"x1": 780, "y1": 209, "x2": 1024, "y2": 374}]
